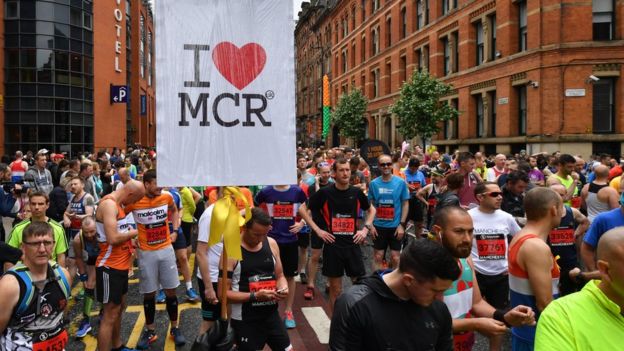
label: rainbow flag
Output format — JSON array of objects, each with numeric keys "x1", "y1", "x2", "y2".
[{"x1": 322, "y1": 75, "x2": 331, "y2": 139}]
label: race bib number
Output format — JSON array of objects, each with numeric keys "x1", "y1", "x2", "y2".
[
  {"x1": 70, "y1": 217, "x2": 82, "y2": 229},
  {"x1": 408, "y1": 181, "x2": 421, "y2": 192},
  {"x1": 331, "y1": 217, "x2": 355, "y2": 235},
  {"x1": 570, "y1": 196, "x2": 581, "y2": 209},
  {"x1": 33, "y1": 330, "x2": 68, "y2": 351},
  {"x1": 476, "y1": 234, "x2": 506, "y2": 260},
  {"x1": 248, "y1": 274, "x2": 277, "y2": 307},
  {"x1": 376, "y1": 205, "x2": 395, "y2": 221},
  {"x1": 145, "y1": 223, "x2": 168, "y2": 245},
  {"x1": 453, "y1": 331, "x2": 475, "y2": 351},
  {"x1": 427, "y1": 198, "x2": 437, "y2": 214},
  {"x1": 273, "y1": 203, "x2": 294, "y2": 219},
  {"x1": 550, "y1": 228, "x2": 575, "y2": 246}
]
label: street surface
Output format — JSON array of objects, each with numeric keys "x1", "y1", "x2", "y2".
[{"x1": 64, "y1": 237, "x2": 510, "y2": 350}]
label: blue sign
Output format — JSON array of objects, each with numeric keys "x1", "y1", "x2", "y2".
[
  {"x1": 110, "y1": 85, "x2": 128, "y2": 104},
  {"x1": 140, "y1": 95, "x2": 147, "y2": 115}
]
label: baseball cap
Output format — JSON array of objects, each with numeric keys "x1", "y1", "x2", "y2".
[
  {"x1": 431, "y1": 166, "x2": 445, "y2": 177},
  {"x1": 442, "y1": 154, "x2": 452, "y2": 164},
  {"x1": 37, "y1": 148, "x2": 49, "y2": 155}
]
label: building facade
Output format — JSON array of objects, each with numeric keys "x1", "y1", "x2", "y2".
[
  {"x1": 1, "y1": 0, "x2": 155, "y2": 157},
  {"x1": 297, "y1": 0, "x2": 623, "y2": 157}
]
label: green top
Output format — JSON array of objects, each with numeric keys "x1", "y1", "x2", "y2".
[
  {"x1": 554, "y1": 174, "x2": 578, "y2": 206},
  {"x1": 7, "y1": 219, "x2": 69, "y2": 261},
  {"x1": 535, "y1": 280, "x2": 624, "y2": 351},
  {"x1": 179, "y1": 187, "x2": 196, "y2": 223}
]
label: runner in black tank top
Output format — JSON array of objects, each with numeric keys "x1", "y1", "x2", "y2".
[{"x1": 227, "y1": 208, "x2": 292, "y2": 351}]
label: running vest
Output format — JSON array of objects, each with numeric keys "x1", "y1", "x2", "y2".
[
  {"x1": 9, "y1": 160, "x2": 27, "y2": 183},
  {"x1": 443, "y1": 258, "x2": 475, "y2": 351},
  {"x1": 1, "y1": 262, "x2": 70, "y2": 351},
  {"x1": 80, "y1": 230, "x2": 100, "y2": 259},
  {"x1": 231, "y1": 239, "x2": 277, "y2": 321},
  {"x1": 586, "y1": 182, "x2": 611, "y2": 221},
  {"x1": 548, "y1": 207, "x2": 577, "y2": 269},
  {"x1": 509, "y1": 234, "x2": 560, "y2": 344},
  {"x1": 554, "y1": 174, "x2": 579, "y2": 207},
  {"x1": 68, "y1": 193, "x2": 87, "y2": 233},
  {"x1": 125, "y1": 193, "x2": 174, "y2": 251},
  {"x1": 96, "y1": 197, "x2": 134, "y2": 270}
]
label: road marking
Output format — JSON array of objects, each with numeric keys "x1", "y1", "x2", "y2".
[
  {"x1": 125, "y1": 303, "x2": 199, "y2": 350},
  {"x1": 301, "y1": 307, "x2": 331, "y2": 344}
]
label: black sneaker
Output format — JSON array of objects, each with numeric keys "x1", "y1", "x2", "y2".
[
  {"x1": 170, "y1": 327, "x2": 186, "y2": 346},
  {"x1": 299, "y1": 272, "x2": 308, "y2": 285}
]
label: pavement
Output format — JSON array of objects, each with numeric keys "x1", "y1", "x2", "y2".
[{"x1": 64, "y1": 236, "x2": 511, "y2": 350}]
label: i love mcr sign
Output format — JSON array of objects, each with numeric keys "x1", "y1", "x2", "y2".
[{"x1": 155, "y1": 0, "x2": 296, "y2": 186}]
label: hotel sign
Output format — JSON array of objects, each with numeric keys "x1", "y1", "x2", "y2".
[{"x1": 114, "y1": 0, "x2": 123, "y2": 73}]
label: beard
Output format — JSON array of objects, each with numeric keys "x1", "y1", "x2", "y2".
[{"x1": 442, "y1": 235, "x2": 472, "y2": 258}]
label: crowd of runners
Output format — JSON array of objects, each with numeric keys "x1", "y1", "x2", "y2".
[{"x1": 0, "y1": 145, "x2": 623, "y2": 351}]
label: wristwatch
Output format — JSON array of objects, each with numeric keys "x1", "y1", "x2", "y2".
[{"x1": 363, "y1": 224, "x2": 373, "y2": 232}]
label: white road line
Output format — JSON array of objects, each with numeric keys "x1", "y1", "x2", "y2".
[{"x1": 301, "y1": 306, "x2": 331, "y2": 344}]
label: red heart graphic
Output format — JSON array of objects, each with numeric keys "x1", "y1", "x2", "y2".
[{"x1": 212, "y1": 42, "x2": 267, "y2": 90}]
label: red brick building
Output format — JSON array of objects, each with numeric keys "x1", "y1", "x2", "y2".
[
  {"x1": 0, "y1": 0, "x2": 154, "y2": 157},
  {"x1": 297, "y1": 0, "x2": 623, "y2": 157}
]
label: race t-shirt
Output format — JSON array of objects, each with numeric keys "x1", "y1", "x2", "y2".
[
  {"x1": 196, "y1": 205, "x2": 224, "y2": 282},
  {"x1": 368, "y1": 176, "x2": 410, "y2": 228},
  {"x1": 255, "y1": 186, "x2": 307, "y2": 244},
  {"x1": 403, "y1": 168, "x2": 426, "y2": 195},
  {"x1": 307, "y1": 184, "x2": 370, "y2": 248},
  {"x1": 469, "y1": 208, "x2": 521, "y2": 276},
  {"x1": 125, "y1": 192, "x2": 175, "y2": 251}
]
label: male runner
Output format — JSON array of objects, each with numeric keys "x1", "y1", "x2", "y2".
[
  {"x1": 8, "y1": 151, "x2": 28, "y2": 183},
  {"x1": 298, "y1": 158, "x2": 376, "y2": 315},
  {"x1": 24, "y1": 153, "x2": 53, "y2": 195},
  {"x1": 95, "y1": 180, "x2": 145, "y2": 351},
  {"x1": 535, "y1": 228, "x2": 624, "y2": 350},
  {"x1": 301, "y1": 162, "x2": 332, "y2": 300},
  {"x1": 63, "y1": 176, "x2": 95, "y2": 279},
  {"x1": 457, "y1": 152, "x2": 482, "y2": 208},
  {"x1": 73, "y1": 217, "x2": 100, "y2": 338},
  {"x1": 125, "y1": 170, "x2": 186, "y2": 348},
  {"x1": 0, "y1": 222, "x2": 72, "y2": 351},
  {"x1": 433, "y1": 206, "x2": 535, "y2": 351},
  {"x1": 486, "y1": 154, "x2": 507, "y2": 183},
  {"x1": 469, "y1": 182, "x2": 521, "y2": 350},
  {"x1": 255, "y1": 184, "x2": 307, "y2": 328},
  {"x1": 508, "y1": 188, "x2": 562, "y2": 350},
  {"x1": 226, "y1": 208, "x2": 292, "y2": 351},
  {"x1": 368, "y1": 154, "x2": 410, "y2": 269},
  {"x1": 417, "y1": 166, "x2": 444, "y2": 228},
  {"x1": 6, "y1": 191, "x2": 67, "y2": 270},
  {"x1": 547, "y1": 154, "x2": 580, "y2": 207},
  {"x1": 330, "y1": 239, "x2": 459, "y2": 351},
  {"x1": 548, "y1": 184, "x2": 589, "y2": 296},
  {"x1": 403, "y1": 157, "x2": 426, "y2": 237}
]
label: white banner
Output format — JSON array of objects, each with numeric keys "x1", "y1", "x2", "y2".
[{"x1": 155, "y1": 0, "x2": 296, "y2": 186}]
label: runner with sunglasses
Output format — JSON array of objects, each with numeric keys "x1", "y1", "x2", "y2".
[
  {"x1": 368, "y1": 154, "x2": 410, "y2": 270},
  {"x1": 469, "y1": 182, "x2": 521, "y2": 351}
]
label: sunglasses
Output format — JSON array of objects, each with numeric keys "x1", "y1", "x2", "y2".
[
  {"x1": 379, "y1": 163, "x2": 392, "y2": 167},
  {"x1": 481, "y1": 191, "x2": 502, "y2": 198}
]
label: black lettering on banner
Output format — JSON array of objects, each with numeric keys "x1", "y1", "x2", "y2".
[
  {"x1": 183, "y1": 44, "x2": 210, "y2": 88},
  {"x1": 242, "y1": 94, "x2": 271, "y2": 127},
  {"x1": 179, "y1": 93, "x2": 209, "y2": 126},
  {"x1": 213, "y1": 93, "x2": 240, "y2": 127}
]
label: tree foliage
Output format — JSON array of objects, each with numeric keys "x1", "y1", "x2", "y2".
[
  {"x1": 390, "y1": 70, "x2": 459, "y2": 141},
  {"x1": 331, "y1": 89, "x2": 369, "y2": 142}
]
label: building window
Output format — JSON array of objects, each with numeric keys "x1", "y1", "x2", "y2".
[
  {"x1": 517, "y1": 86, "x2": 527, "y2": 135},
  {"x1": 593, "y1": 78, "x2": 615, "y2": 133},
  {"x1": 362, "y1": 0, "x2": 367, "y2": 21},
  {"x1": 476, "y1": 21, "x2": 484, "y2": 66},
  {"x1": 386, "y1": 18, "x2": 392, "y2": 47},
  {"x1": 351, "y1": 42, "x2": 356, "y2": 67},
  {"x1": 442, "y1": 0, "x2": 450, "y2": 15},
  {"x1": 6, "y1": 1, "x2": 19, "y2": 19},
  {"x1": 593, "y1": 0, "x2": 614, "y2": 40},
  {"x1": 443, "y1": 37, "x2": 451, "y2": 75},
  {"x1": 83, "y1": 13, "x2": 92, "y2": 29},
  {"x1": 518, "y1": 1, "x2": 527, "y2": 52},
  {"x1": 417, "y1": 0, "x2": 429, "y2": 29},
  {"x1": 385, "y1": 62, "x2": 391, "y2": 95},
  {"x1": 352, "y1": 8, "x2": 356, "y2": 30},
  {"x1": 342, "y1": 49, "x2": 348, "y2": 73},
  {"x1": 416, "y1": 45, "x2": 429, "y2": 72},
  {"x1": 452, "y1": 31, "x2": 459, "y2": 72},
  {"x1": 444, "y1": 98, "x2": 459, "y2": 139},
  {"x1": 489, "y1": 91, "x2": 497, "y2": 136},
  {"x1": 400, "y1": 55, "x2": 407, "y2": 83},
  {"x1": 140, "y1": 14, "x2": 145, "y2": 79},
  {"x1": 476, "y1": 95, "x2": 484, "y2": 137},
  {"x1": 372, "y1": 27, "x2": 379, "y2": 55},
  {"x1": 372, "y1": 69, "x2": 379, "y2": 97},
  {"x1": 361, "y1": 35, "x2": 366, "y2": 60},
  {"x1": 342, "y1": 18, "x2": 348, "y2": 38},
  {"x1": 489, "y1": 15, "x2": 497, "y2": 60},
  {"x1": 400, "y1": 7, "x2": 407, "y2": 39},
  {"x1": 373, "y1": 0, "x2": 380, "y2": 12}
]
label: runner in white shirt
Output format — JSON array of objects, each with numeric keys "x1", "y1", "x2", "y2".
[{"x1": 469, "y1": 181, "x2": 521, "y2": 351}]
